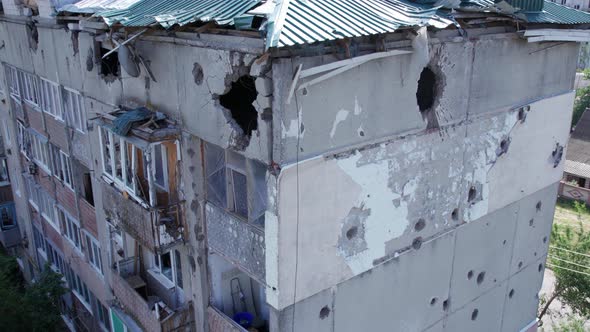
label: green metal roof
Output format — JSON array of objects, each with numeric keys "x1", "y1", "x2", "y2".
[
  {"x1": 460, "y1": 0, "x2": 590, "y2": 24},
  {"x1": 57, "y1": 0, "x2": 590, "y2": 48},
  {"x1": 266, "y1": 0, "x2": 453, "y2": 48},
  {"x1": 96, "y1": 0, "x2": 262, "y2": 27}
]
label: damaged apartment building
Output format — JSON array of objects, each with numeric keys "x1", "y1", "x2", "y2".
[{"x1": 0, "y1": 0, "x2": 588, "y2": 331}]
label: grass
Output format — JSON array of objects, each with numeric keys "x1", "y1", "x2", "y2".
[{"x1": 554, "y1": 198, "x2": 590, "y2": 231}]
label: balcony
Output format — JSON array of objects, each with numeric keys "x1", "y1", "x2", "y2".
[
  {"x1": 206, "y1": 203, "x2": 265, "y2": 283},
  {"x1": 111, "y1": 256, "x2": 194, "y2": 332},
  {"x1": 101, "y1": 181, "x2": 182, "y2": 252},
  {"x1": 208, "y1": 307, "x2": 247, "y2": 332},
  {"x1": 0, "y1": 202, "x2": 19, "y2": 248},
  {"x1": 97, "y1": 107, "x2": 184, "y2": 252}
]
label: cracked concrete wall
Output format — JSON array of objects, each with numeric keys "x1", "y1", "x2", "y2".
[
  {"x1": 272, "y1": 87, "x2": 573, "y2": 310},
  {"x1": 273, "y1": 34, "x2": 577, "y2": 165},
  {"x1": 0, "y1": 20, "x2": 271, "y2": 163},
  {"x1": 275, "y1": 183, "x2": 556, "y2": 332}
]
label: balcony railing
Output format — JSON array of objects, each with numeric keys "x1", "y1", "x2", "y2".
[
  {"x1": 111, "y1": 257, "x2": 194, "y2": 332},
  {"x1": 206, "y1": 203, "x2": 266, "y2": 283},
  {"x1": 208, "y1": 306, "x2": 247, "y2": 332},
  {"x1": 102, "y1": 181, "x2": 183, "y2": 252},
  {"x1": 0, "y1": 225, "x2": 20, "y2": 248}
]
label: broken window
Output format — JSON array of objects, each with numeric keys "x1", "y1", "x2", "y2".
[
  {"x1": 0, "y1": 204, "x2": 16, "y2": 230},
  {"x1": 204, "y1": 142, "x2": 267, "y2": 225},
  {"x1": 82, "y1": 171, "x2": 95, "y2": 206},
  {"x1": 99, "y1": 127, "x2": 177, "y2": 206},
  {"x1": 50, "y1": 145, "x2": 73, "y2": 188},
  {"x1": 154, "y1": 143, "x2": 168, "y2": 191},
  {"x1": 0, "y1": 159, "x2": 9, "y2": 184},
  {"x1": 152, "y1": 249, "x2": 183, "y2": 288},
  {"x1": 219, "y1": 75, "x2": 258, "y2": 138},
  {"x1": 63, "y1": 88, "x2": 86, "y2": 133},
  {"x1": 416, "y1": 67, "x2": 436, "y2": 112},
  {"x1": 39, "y1": 78, "x2": 63, "y2": 121},
  {"x1": 100, "y1": 46, "x2": 120, "y2": 78},
  {"x1": 58, "y1": 206, "x2": 81, "y2": 250}
]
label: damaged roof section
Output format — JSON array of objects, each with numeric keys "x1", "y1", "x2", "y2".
[
  {"x1": 61, "y1": 0, "x2": 263, "y2": 27},
  {"x1": 56, "y1": 0, "x2": 590, "y2": 48},
  {"x1": 95, "y1": 106, "x2": 179, "y2": 142},
  {"x1": 59, "y1": 0, "x2": 142, "y2": 14}
]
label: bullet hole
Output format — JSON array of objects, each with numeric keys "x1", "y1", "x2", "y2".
[
  {"x1": 416, "y1": 67, "x2": 440, "y2": 129},
  {"x1": 359, "y1": 130, "x2": 365, "y2": 137},
  {"x1": 518, "y1": 108, "x2": 527, "y2": 122},
  {"x1": 497, "y1": 137, "x2": 511, "y2": 157},
  {"x1": 220, "y1": 75, "x2": 259, "y2": 138},
  {"x1": 192, "y1": 62, "x2": 204, "y2": 85},
  {"x1": 536, "y1": 201, "x2": 542, "y2": 211},
  {"x1": 86, "y1": 48, "x2": 94, "y2": 72},
  {"x1": 538, "y1": 263, "x2": 543, "y2": 272},
  {"x1": 443, "y1": 299, "x2": 450, "y2": 311},
  {"x1": 471, "y1": 309, "x2": 479, "y2": 321},
  {"x1": 100, "y1": 46, "x2": 120, "y2": 78},
  {"x1": 534, "y1": 252, "x2": 537, "y2": 257},
  {"x1": 518, "y1": 261, "x2": 523, "y2": 269},
  {"x1": 543, "y1": 236, "x2": 548, "y2": 243},
  {"x1": 503, "y1": 239, "x2": 507, "y2": 245},
  {"x1": 509, "y1": 289, "x2": 515, "y2": 298},
  {"x1": 552, "y1": 143, "x2": 564, "y2": 168},
  {"x1": 319, "y1": 306, "x2": 330, "y2": 319},
  {"x1": 302, "y1": 88, "x2": 308, "y2": 96},
  {"x1": 430, "y1": 297, "x2": 438, "y2": 306},
  {"x1": 412, "y1": 237, "x2": 423, "y2": 250},
  {"x1": 476, "y1": 271, "x2": 485, "y2": 285},
  {"x1": 452, "y1": 208, "x2": 459, "y2": 221},
  {"x1": 468, "y1": 186, "x2": 477, "y2": 202},
  {"x1": 529, "y1": 219, "x2": 534, "y2": 226},
  {"x1": 414, "y1": 218, "x2": 426, "y2": 232},
  {"x1": 346, "y1": 226, "x2": 358, "y2": 240},
  {"x1": 467, "y1": 270, "x2": 474, "y2": 280}
]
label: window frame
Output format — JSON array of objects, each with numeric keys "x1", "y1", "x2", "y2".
[
  {"x1": 152, "y1": 249, "x2": 182, "y2": 289},
  {"x1": 84, "y1": 231, "x2": 103, "y2": 275},
  {"x1": 63, "y1": 87, "x2": 86, "y2": 133},
  {"x1": 99, "y1": 127, "x2": 157, "y2": 206},
  {"x1": 57, "y1": 206, "x2": 81, "y2": 251},
  {"x1": 50, "y1": 145, "x2": 73, "y2": 189},
  {"x1": 39, "y1": 77, "x2": 63, "y2": 121}
]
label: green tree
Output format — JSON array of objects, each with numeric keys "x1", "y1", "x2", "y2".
[
  {"x1": 573, "y1": 87, "x2": 590, "y2": 128},
  {"x1": 552, "y1": 316, "x2": 588, "y2": 332},
  {"x1": 0, "y1": 252, "x2": 67, "y2": 332},
  {"x1": 539, "y1": 221, "x2": 590, "y2": 321}
]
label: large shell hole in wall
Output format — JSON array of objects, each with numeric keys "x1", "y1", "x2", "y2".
[
  {"x1": 417, "y1": 67, "x2": 436, "y2": 112},
  {"x1": 100, "y1": 46, "x2": 121, "y2": 79},
  {"x1": 220, "y1": 75, "x2": 259, "y2": 139},
  {"x1": 416, "y1": 66, "x2": 441, "y2": 129}
]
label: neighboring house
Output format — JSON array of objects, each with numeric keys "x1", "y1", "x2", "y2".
[
  {"x1": 561, "y1": 110, "x2": 590, "y2": 202},
  {"x1": 0, "y1": 0, "x2": 589, "y2": 332},
  {"x1": 550, "y1": 0, "x2": 590, "y2": 10}
]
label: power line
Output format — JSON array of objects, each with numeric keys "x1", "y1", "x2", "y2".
[
  {"x1": 549, "y1": 246, "x2": 590, "y2": 258},
  {"x1": 548, "y1": 255, "x2": 590, "y2": 271},
  {"x1": 547, "y1": 263, "x2": 590, "y2": 277}
]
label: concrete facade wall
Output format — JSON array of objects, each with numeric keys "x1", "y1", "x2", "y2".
[{"x1": 267, "y1": 32, "x2": 576, "y2": 330}]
